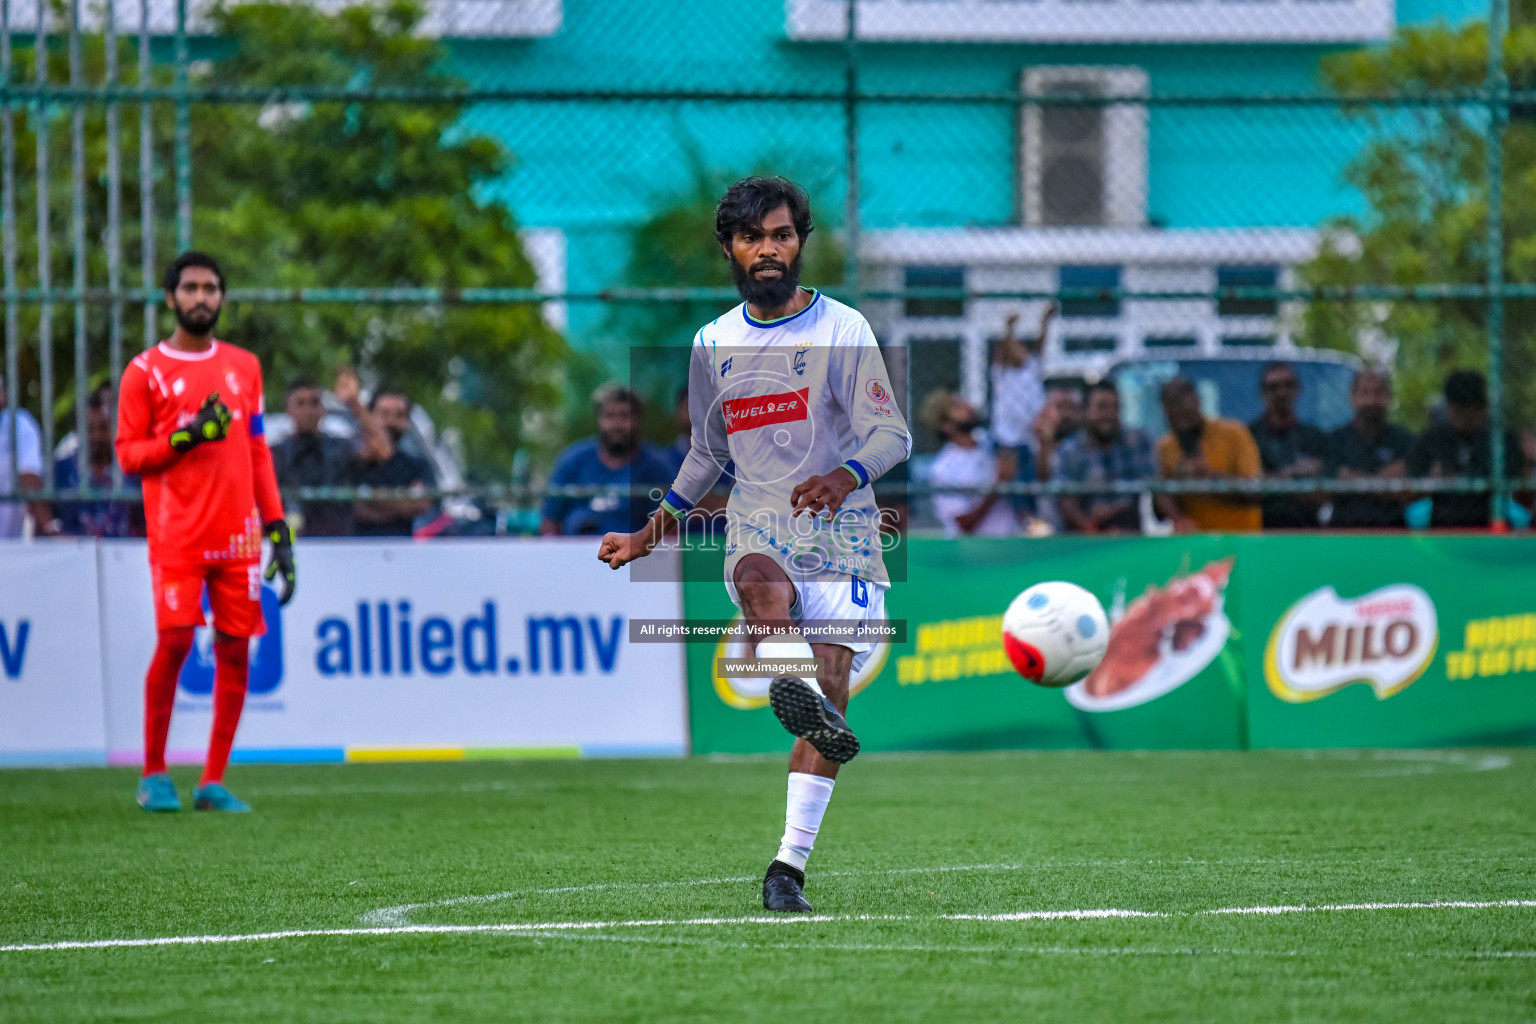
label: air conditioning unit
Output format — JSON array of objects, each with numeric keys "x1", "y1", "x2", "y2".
[{"x1": 1021, "y1": 67, "x2": 1147, "y2": 228}]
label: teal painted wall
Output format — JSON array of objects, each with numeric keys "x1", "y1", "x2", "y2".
[{"x1": 447, "y1": 0, "x2": 1490, "y2": 346}]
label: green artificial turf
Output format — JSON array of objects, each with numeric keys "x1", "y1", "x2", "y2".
[{"x1": 1, "y1": 750, "x2": 1533, "y2": 1023}]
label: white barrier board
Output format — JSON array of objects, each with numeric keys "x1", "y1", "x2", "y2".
[
  {"x1": 0, "y1": 541, "x2": 107, "y2": 764},
  {"x1": 6, "y1": 538, "x2": 687, "y2": 766}
]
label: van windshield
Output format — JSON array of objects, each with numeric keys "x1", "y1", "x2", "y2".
[{"x1": 1110, "y1": 359, "x2": 1357, "y2": 438}]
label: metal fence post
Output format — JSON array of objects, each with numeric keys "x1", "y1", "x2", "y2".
[
  {"x1": 1, "y1": 0, "x2": 16, "y2": 503},
  {"x1": 842, "y1": 0, "x2": 860, "y2": 308},
  {"x1": 106, "y1": 0, "x2": 124, "y2": 488},
  {"x1": 174, "y1": 0, "x2": 191, "y2": 253},
  {"x1": 140, "y1": 0, "x2": 155, "y2": 351},
  {"x1": 70, "y1": 0, "x2": 88, "y2": 492},
  {"x1": 1487, "y1": 0, "x2": 1509, "y2": 527},
  {"x1": 34, "y1": 0, "x2": 53, "y2": 481}
]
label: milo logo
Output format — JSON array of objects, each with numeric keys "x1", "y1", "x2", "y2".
[{"x1": 1264, "y1": 584, "x2": 1438, "y2": 703}]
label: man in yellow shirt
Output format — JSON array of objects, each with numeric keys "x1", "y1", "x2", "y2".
[{"x1": 1155, "y1": 376, "x2": 1262, "y2": 532}]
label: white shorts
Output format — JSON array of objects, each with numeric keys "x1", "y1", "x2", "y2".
[{"x1": 723, "y1": 543, "x2": 890, "y2": 676}]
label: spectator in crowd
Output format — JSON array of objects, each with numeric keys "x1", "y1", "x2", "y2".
[
  {"x1": 354, "y1": 387, "x2": 436, "y2": 537},
  {"x1": 541, "y1": 385, "x2": 675, "y2": 536},
  {"x1": 922, "y1": 389, "x2": 1018, "y2": 537},
  {"x1": 1408, "y1": 369, "x2": 1525, "y2": 528},
  {"x1": 1248, "y1": 361, "x2": 1327, "y2": 529},
  {"x1": 988, "y1": 305, "x2": 1052, "y2": 459},
  {"x1": 1033, "y1": 384, "x2": 1084, "y2": 480},
  {"x1": 0, "y1": 371, "x2": 49, "y2": 537},
  {"x1": 989, "y1": 308, "x2": 1053, "y2": 523},
  {"x1": 657, "y1": 384, "x2": 693, "y2": 477},
  {"x1": 270, "y1": 370, "x2": 389, "y2": 537},
  {"x1": 1155, "y1": 376, "x2": 1261, "y2": 532},
  {"x1": 52, "y1": 384, "x2": 143, "y2": 537},
  {"x1": 1325, "y1": 368, "x2": 1416, "y2": 529},
  {"x1": 1054, "y1": 381, "x2": 1156, "y2": 534},
  {"x1": 1028, "y1": 383, "x2": 1083, "y2": 530}
]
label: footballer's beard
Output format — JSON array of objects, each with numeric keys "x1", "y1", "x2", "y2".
[
  {"x1": 172, "y1": 302, "x2": 221, "y2": 336},
  {"x1": 731, "y1": 251, "x2": 803, "y2": 310}
]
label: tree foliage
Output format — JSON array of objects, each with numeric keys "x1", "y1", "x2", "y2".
[
  {"x1": 1301, "y1": 19, "x2": 1536, "y2": 428},
  {"x1": 8, "y1": 0, "x2": 567, "y2": 477}
]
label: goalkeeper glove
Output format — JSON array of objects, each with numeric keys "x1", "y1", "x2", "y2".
[
  {"x1": 263, "y1": 519, "x2": 296, "y2": 606},
  {"x1": 169, "y1": 392, "x2": 232, "y2": 452}
]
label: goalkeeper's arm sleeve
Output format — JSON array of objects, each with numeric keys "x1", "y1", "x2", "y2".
[
  {"x1": 247, "y1": 370, "x2": 285, "y2": 523},
  {"x1": 114, "y1": 360, "x2": 183, "y2": 476}
]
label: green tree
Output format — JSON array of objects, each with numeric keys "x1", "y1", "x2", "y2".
[
  {"x1": 194, "y1": 0, "x2": 565, "y2": 476},
  {"x1": 1300, "y1": 19, "x2": 1536, "y2": 429},
  {"x1": 7, "y1": 0, "x2": 566, "y2": 477}
]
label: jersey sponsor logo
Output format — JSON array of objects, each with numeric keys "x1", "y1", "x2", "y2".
[
  {"x1": 722, "y1": 388, "x2": 810, "y2": 435},
  {"x1": 865, "y1": 378, "x2": 890, "y2": 405}
]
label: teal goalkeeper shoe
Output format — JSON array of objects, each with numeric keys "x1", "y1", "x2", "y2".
[
  {"x1": 192, "y1": 782, "x2": 251, "y2": 813},
  {"x1": 136, "y1": 772, "x2": 182, "y2": 813}
]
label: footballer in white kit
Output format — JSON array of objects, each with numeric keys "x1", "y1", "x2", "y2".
[{"x1": 599, "y1": 177, "x2": 911, "y2": 914}]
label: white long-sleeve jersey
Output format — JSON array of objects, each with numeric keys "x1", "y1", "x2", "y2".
[{"x1": 659, "y1": 290, "x2": 911, "y2": 585}]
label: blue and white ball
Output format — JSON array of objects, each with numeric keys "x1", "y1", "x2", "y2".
[{"x1": 1002, "y1": 581, "x2": 1110, "y2": 687}]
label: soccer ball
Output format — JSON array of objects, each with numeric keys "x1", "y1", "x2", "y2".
[{"x1": 1001, "y1": 581, "x2": 1110, "y2": 687}]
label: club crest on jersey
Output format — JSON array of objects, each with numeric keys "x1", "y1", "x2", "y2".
[
  {"x1": 172, "y1": 378, "x2": 186, "y2": 396},
  {"x1": 225, "y1": 371, "x2": 242, "y2": 395},
  {"x1": 865, "y1": 378, "x2": 891, "y2": 405},
  {"x1": 793, "y1": 348, "x2": 806, "y2": 376},
  {"x1": 721, "y1": 388, "x2": 809, "y2": 435},
  {"x1": 720, "y1": 357, "x2": 733, "y2": 378}
]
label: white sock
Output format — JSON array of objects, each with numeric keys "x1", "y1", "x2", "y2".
[
  {"x1": 757, "y1": 632, "x2": 824, "y2": 697},
  {"x1": 774, "y1": 772, "x2": 835, "y2": 872}
]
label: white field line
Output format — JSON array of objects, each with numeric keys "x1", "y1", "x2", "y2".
[
  {"x1": 361, "y1": 862, "x2": 1034, "y2": 925},
  {"x1": 6, "y1": 899, "x2": 1535, "y2": 955},
  {"x1": 359, "y1": 856, "x2": 1536, "y2": 926}
]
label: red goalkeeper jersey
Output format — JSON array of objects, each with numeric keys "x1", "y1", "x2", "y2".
[{"x1": 115, "y1": 340, "x2": 284, "y2": 568}]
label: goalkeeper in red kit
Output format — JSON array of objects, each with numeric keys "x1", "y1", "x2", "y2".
[{"x1": 116, "y1": 252, "x2": 296, "y2": 813}]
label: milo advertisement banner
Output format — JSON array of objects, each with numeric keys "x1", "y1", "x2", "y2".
[
  {"x1": 1243, "y1": 535, "x2": 1536, "y2": 747},
  {"x1": 682, "y1": 537, "x2": 1249, "y2": 755},
  {"x1": 683, "y1": 535, "x2": 1536, "y2": 754}
]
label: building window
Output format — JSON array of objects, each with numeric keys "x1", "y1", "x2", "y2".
[
  {"x1": 1144, "y1": 336, "x2": 1199, "y2": 350},
  {"x1": 1063, "y1": 336, "x2": 1118, "y2": 354},
  {"x1": 1059, "y1": 265, "x2": 1121, "y2": 319},
  {"x1": 904, "y1": 266, "x2": 966, "y2": 319},
  {"x1": 1021, "y1": 66, "x2": 1147, "y2": 227},
  {"x1": 1217, "y1": 265, "x2": 1280, "y2": 318},
  {"x1": 785, "y1": 0, "x2": 1393, "y2": 44}
]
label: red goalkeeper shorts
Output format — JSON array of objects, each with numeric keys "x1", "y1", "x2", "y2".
[{"x1": 151, "y1": 562, "x2": 267, "y2": 638}]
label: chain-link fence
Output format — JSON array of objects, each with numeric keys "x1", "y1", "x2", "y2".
[{"x1": 0, "y1": 0, "x2": 1530, "y2": 536}]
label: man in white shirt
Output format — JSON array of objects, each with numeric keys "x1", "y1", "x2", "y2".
[
  {"x1": 921, "y1": 389, "x2": 1017, "y2": 537},
  {"x1": 988, "y1": 305, "x2": 1053, "y2": 454},
  {"x1": 0, "y1": 373, "x2": 46, "y2": 537}
]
